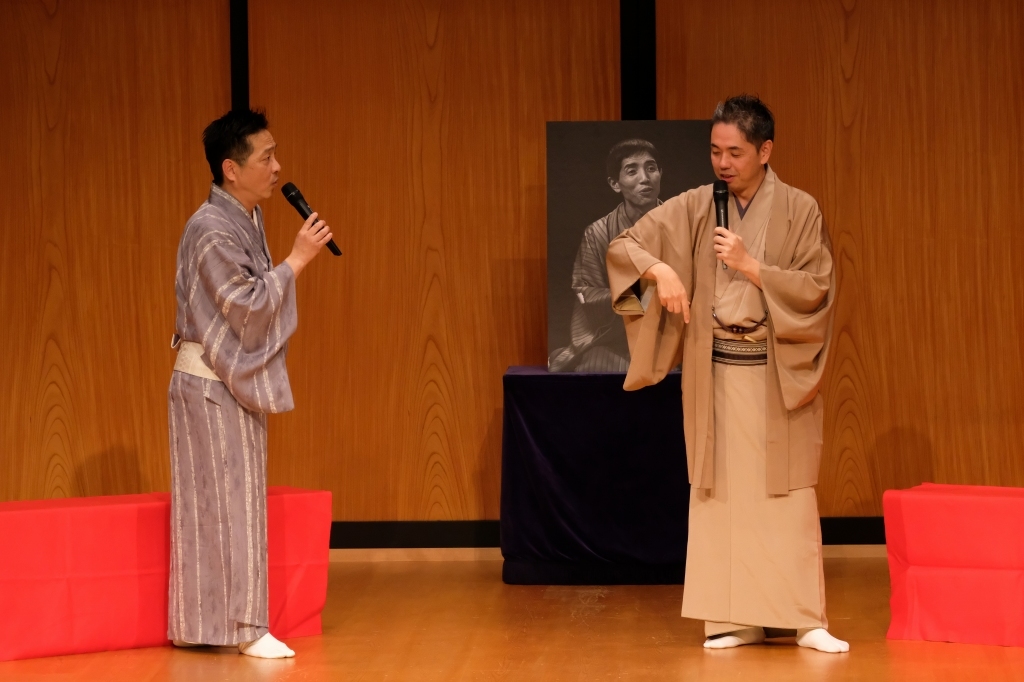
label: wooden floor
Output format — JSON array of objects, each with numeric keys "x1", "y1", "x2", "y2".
[{"x1": 3, "y1": 558, "x2": 1024, "y2": 681}]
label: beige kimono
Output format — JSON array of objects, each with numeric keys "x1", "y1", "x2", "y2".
[{"x1": 606, "y1": 168, "x2": 835, "y2": 634}]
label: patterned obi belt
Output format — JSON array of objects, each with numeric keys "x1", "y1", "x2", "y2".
[{"x1": 712, "y1": 337, "x2": 768, "y2": 366}]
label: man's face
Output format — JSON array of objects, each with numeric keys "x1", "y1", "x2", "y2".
[
  {"x1": 609, "y1": 152, "x2": 661, "y2": 209},
  {"x1": 228, "y1": 129, "x2": 281, "y2": 201},
  {"x1": 710, "y1": 123, "x2": 772, "y2": 196}
]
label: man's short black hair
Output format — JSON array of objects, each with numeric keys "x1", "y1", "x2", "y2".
[
  {"x1": 202, "y1": 108, "x2": 270, "y2": 186},
  {"x1": 606, "y1": 138, "x2": 660, "y2": 181},
  {"x1": 711, "y1": 95, "x2": 775, "y2": 149}
]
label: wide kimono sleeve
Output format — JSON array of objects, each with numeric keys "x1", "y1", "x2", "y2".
[
  {"x1": 605, "y1": 192, "x2": 702, "y2": 390},
  {"x1": 760, "y1": 193, "x2": 835, "y2": 410},
  {"x1": 194, "y1": 229, "x2": 298, "y2": 414},
  {"x1": 572, "y1": 227, "x2": 611, "y2": 295}
]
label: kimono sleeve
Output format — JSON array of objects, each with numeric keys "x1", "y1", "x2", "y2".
[
  {"x1": 760, "y1": 199, "x2": 835, "y2": 409},
  {"x1": 193, "y1": 231, "x2": 299, "y2": 413},
  {"x1": 571, "y1": 227, "x2": 613, "y2": 307},
  {"x1": 606, "y1": 194, "x2": 699, "y2": 390},
  {"x1": 196, "y1": 235, "x2": 298, "y2": 356}
]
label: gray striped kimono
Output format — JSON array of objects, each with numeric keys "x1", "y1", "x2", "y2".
[
  {"x1": 167, "y1": 184, "x2": 297, "y2": 645},
  {"x1": 549, "y1": 201, "x2": 660, "y2": 373}
]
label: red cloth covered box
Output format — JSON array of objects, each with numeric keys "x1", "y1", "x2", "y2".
[
  {"x1": 884, "y1": 483, "x2": 1024, "y2": 647},
  {"x1": 267, "y1": 487, "x2": 332, "y2": 638},
  {"x1": 0, "y1": 486, "x2": 331, "y2": 662}
]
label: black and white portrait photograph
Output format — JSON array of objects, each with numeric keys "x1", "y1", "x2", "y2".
[{"x1": 547, "y1": 121, "x2": 715, "y2": 372}]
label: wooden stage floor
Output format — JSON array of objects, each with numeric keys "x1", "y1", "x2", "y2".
[{"x1": 3, "y1": 557, "x2": 1023, "y2": 681}]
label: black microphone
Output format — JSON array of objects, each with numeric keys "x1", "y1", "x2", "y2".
[
  {"x1": 281, "y1": 182, "x2": 342, "y2": 256},
  {"x1": 713, "y1": 180, "x2": 729, "y2": 269}
]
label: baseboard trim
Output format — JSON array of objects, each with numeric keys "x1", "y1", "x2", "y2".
[
  {"x1": 328, "y1": 517, "x2": 886, "y2": 549},
  {"x1": 330, "y1": 521, "x2": 500, "y2": 549},
  {"x1": 820, "y1": 516, "x2": 886, "y2": 545},
  {"x1": 330, "y1": 547, "x2": 503, "y2": 562},
  {"x1": 328, "y1": 546, "x2": 885, "y2": 563}
]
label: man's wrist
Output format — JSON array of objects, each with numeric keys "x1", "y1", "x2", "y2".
[
  {"x1": 741, "y1": 254, "x2": 761, "y2": 285},
  {"x1": 285, "y1": 254, "x2": 305, "y2": 278},
  {"x1": 642, "y1": 262, "x2": 665, "y2": 281}
]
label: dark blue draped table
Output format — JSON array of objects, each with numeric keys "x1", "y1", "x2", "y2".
[{"x1": 500, "y1": 366, "x2": 689, "y2": 584}]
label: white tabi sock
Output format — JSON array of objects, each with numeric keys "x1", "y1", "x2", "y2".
[
  {"x1": 703, "y1": 626, "x2": 766, "y2": 649},
  {"x1": 238, "y1": 632, "x2": 296, "y2": 659},
  {"x1": 796, "y1": 627, "x2": 849, "y2": 653},
  {"x1": 172, "y1": 640, "x2": 202, "y2": 648}
]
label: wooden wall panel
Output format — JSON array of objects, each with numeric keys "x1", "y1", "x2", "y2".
[
  {"x1": 0, "y1": 0, "x2": 230, "y2": 502},
  {"x1": 249, "y1": 0, "x2": 619, "y2": 519},
  {"x1": 658, "y1": 0, "x2": 1024, "y2": 515},
  {"x1": 6, "y1": 0, "x2": 1018, "y2": 525}
]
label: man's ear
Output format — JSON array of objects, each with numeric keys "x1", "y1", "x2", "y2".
[
  {"x1": 222, "y1": 158, "x2": 238, "y2": 184},
  {"x1": 607, "y1": 177, "x2": 622, "y2": 194},
  {"x1": 759, "y1": 140, "x2": 774, "y2": 165}
]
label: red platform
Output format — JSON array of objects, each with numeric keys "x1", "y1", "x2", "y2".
[
  {"x1": 0, "y1": 486, "x2": 331, "y2": 662},
  {"x1": 884, "y1": 483, "x2": 1024, "y2": 647}
]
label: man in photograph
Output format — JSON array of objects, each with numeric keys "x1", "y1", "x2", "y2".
[
  {"x1": 549, "y1": 139, "x2": 662, "y2": 372},
  {"x1": 607, "y1": 95, "x2": 848, "y2": 653}
]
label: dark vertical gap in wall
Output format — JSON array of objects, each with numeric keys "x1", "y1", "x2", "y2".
[
  {"x1": 230, "y1": 0, "x2": 250, "y2": 111},
  {"x1": 620, "y1": 0, "x2": 657, "y2": 120}
]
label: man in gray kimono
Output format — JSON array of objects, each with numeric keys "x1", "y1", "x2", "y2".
[
  {"x1": 549, "y1": 139, "x2": 663, "y2": 372},
  {"x1": 167, "y1": 109, "x2": 332, "y2": 659}
]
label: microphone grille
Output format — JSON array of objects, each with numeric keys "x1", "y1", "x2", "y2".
[
  {"x1": 713, "y1": 180, "x2": 728, "y2": 196},
  {"x1": 281, "y1": 182, "x2": 299, "y2": 198}
]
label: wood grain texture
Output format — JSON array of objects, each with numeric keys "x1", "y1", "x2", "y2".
[
  {"x1": 249, "y1": 0, "x2": 620, "y2": 520},
  {"x1": 658, "y1": 0, "x2": 1024, "y2": 515},
  {"x1": 10, "y1": 0, "x2": 1015, "y2": 524},
  {"x1": 8, "y1": 559, "x2": 1024, "y2": 680},
  {"x1": 0, "y1": 0, "x2": 230, "y2": 502}
]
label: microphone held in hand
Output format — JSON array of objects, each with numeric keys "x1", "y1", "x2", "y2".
[
  {"x1": 713, "y1": 180, "x2": 729, "y2": 269},
  {"x1": 281, "y1": 182, "x2": 342, "y2": 256}
]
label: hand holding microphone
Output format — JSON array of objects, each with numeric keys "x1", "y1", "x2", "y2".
[
  {"x1": 713, "y1": 227, "x2": 750, "y2": 271},
  {"x1": 282, "y1": 182, "x2": 342, "y2": 256},
  {"x1": 713, "y1": 180, "x2": 730, "y2": 270},
  {"x1": 281, "y1": 182, "x2": 338, "y2": 277},
  {"x1": 711, "y1": 179, "x2": 761, "y2": 285},
  {"x1": 284, "y1": 211, "x2": 333, "y2": 277}
]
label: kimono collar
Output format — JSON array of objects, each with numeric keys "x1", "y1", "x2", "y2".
[
  {"x1": 734, "y1": 165, "x2": 776, "y2": 219},
  {"x1": 764, "y1": 166, "x2": 789, "y2": 267},
  {"x1": 209, "y1": 183, "x2": 258, "y2": 227}
]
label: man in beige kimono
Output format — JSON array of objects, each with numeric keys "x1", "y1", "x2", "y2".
[
  {"x1": 168, "y1": 109, "x2": 333, "y2": 659},
  {"x1": 606, "y1": 95, "x2": 848, "y2": 653}
]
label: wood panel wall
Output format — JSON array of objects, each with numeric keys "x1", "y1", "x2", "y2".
[
  {"x1": 0, "y1": 0, "x2": 230, "y2": 501},
  {"x1": 658, "y1": 0, "x2": 1024, "y2": 515},
  {"x1": 6, "y1": 0, "x2": 1017, "y2": 523},
  {"x1": 249, "y1": 0, "x2": 620, "y2": 519}
]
